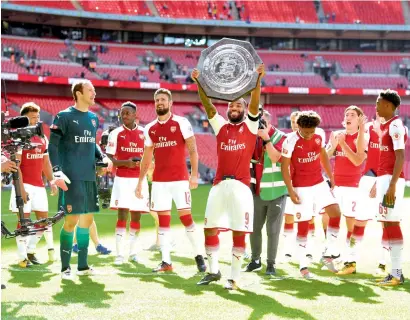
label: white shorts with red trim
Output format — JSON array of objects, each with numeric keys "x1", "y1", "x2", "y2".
[
  {"x1": 284, "y1": 196, "x2": 296, "y2": 216},
  {"x1": 333, "y1": 186, "x2": 359, "y2": 218},
  {"x1": 110, "y1": 176, "x2": 149, "y2": 212},
  {"x1": 204, "y1": 179, "x2": 254, "y2": 232},
  {"x1": 9, "y1": 183, "x2": 48, "y2": 213},
  {"x1": 150, "y1": 180, "x2": 191, "y2": 212},
  {"x1": 356, "y1": 175, "x2": 377, "y2": 221},
  {"x1": 293, "y1": 181, "x2": 338, "y2": 222},
  {"x1": 376, "y1": 175, "x2": 405, "y2": 222}
]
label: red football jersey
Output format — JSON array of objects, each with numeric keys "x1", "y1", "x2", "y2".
[
  {"x1": 378, "y1": 116, "x2": 407, "y2": 178},
  {"x1": 333, "y1": 131, "x2": 361, "y2": 187},
  {"x1": 18, "y1": 136, "x2": 48, "y2": 187},
  {"x1": 106, "y1": 125, "x2": 144, "y2": 178},
  {"x1": 282, "y1": 131, "x2": 325, "y2": 188},
  {"x1": 144, "y1": 114, "x2": 193, "y2": 182},
  {"x1": 209, "y1": 113, "x2": 258, "y2": 186},
  {"x1": 363, "y1": 124, "x2": 381, "y2": 176}
]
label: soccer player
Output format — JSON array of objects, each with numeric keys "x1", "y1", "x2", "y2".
[
  {"x1": 49, "y1": 79, "x2": 104, "y2": 280},
  {"x1": 282, "y1": 111, "x2": 325, "y2": 261},
  {"x1": 281, "y1": 111, "x2": 342, "y2": 278},
  {"x1": 9, "y1": 102, "x2": 57, "y2": 267},
  {"x1": 337, "y1": 114, "x2": 391, "y2": 275},
  {"x1": 374, "y1": 89, "x2": 407, "y2": 286},
  {"x1": 106, "y1": 102, "x2": 149, "y2": 265},
  {"x1": 192, "y1": 64, "x2": 265, "y2": 290},
  {"x1": 325, "y1": 106, "x2": 366, "y2": 257},
  {"x1": 136, "y1": 88, "x2": 206, "y2": 273}
]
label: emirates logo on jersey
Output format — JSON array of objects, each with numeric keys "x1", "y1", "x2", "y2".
[
  {"x1": 380, "y1": 145, "x2": 389, "y2": 152},
  {"x1": 170, "y1": 126, "x2": 176, "y2": 133},
  {"x1": 315, "y1": 138, "x2": 321, "y2": 145},
  {"x1": 370, "y1": 141, "x2": 379, "y2": 149},
  {"x1": 220, "y1": 139, "x2": 245, "y2": 151},
  {"x1": 298, "y1": 152, "x2": 319, "y2": 163}
]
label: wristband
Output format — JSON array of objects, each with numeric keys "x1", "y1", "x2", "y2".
[{"x1": 262, "y1": 139, "x2": 271, "y2": 146}]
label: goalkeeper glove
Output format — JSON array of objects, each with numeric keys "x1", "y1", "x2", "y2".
[{"x1": 52, "y1": 166, "x2": 71, "y2": 191}]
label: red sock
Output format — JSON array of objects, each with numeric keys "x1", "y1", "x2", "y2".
[
  {"x1": 180, "y1": 214, "x2": 194, "y2": 227},
  {"x1": 205, "y1": 233, "x2": 219, "y2": 250},
  {"x1": 352, "y1": 226, "x2": 365, "y2": 240},
  {"x1": 284, "y1": 222, "x2": 294, "y2": 233},
  {"x1": 130, "y1": 221, "x2": 140, "y2": 233},
  {"x1": 116, "y1": 220, "x2": 126, "y2": 229},
  {"x1": 232, "y1": 234, "x2": 246, "y2": 250},
  {"x1": 297, "y1": 221, "x2": 309, "y2": 241},
  {"x1": 158, "y1": 215, "x2": 171, "y2": 229}
]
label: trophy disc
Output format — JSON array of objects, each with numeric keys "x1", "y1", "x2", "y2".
[{"x1": 197, "y1": 38, "x2": 262, "y2": 102}]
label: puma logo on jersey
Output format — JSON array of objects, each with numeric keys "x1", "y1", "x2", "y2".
[
  {"x1": 120, "y1": 136, "x2": 126, "y2": 139},
  {"x1": 73, "y1": 120, "x2": 79, "y2": 125},
  {"x1": 297, "y1": 146, "x2": 303, "y2": 149},
  {"x1": 62, "y1": 250, "x2": 71, "y2": 254}
]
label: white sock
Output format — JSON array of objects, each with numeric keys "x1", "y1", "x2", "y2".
[
  {"x1": 129, "y1": 228, "x2": 139, "y2": 256},
  {"x1": 326, "y1": 225, "x2": 340, "y2": 257},
  {"x1": 27, "y1": 231, "x2": 43, "y2": 254},
  {"x1": 380, "y1": 237, "x2": 390, "y2": 266},
  {"x1": 44, "y1": 226, "x2": 54, "y2": 250},
  {"x1": 159, "y1": 227, "x2": 171, "y2": 264},
  {"x1": 390, "y1": 242, "x2": 403, "y2": 278},
  {"x1": 115, "y1": 226, "x2": 126, "y2": 257},
  {"x1": 205, "y1": 241, "x2": 219, "y2": 274},
  {"x1": 16, "y1": 235, "x2": 28, "y2": 261},
  {"x1": 297, "y1": 236, "x2": 308, "y2": 270},
  {"x1": 185, "y1": 223, "x2": 202, "y2": 256},
  {"x1": 231, "y1": 247, "x2": 245, "y2": 281},
  {"x1": 283, "y1": 224, "x2": 295, "y2": 255}
]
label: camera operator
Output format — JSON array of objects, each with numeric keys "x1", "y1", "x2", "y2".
[
  {"x1": 8, "y1": 103, "x2": 58, "y2": 267},
  {"x1": 243, "y1": 109, "x2": 287, "y2": 275}
]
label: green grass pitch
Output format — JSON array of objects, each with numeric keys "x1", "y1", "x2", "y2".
[{"x1": 2, "y1": 186, "x2": 410, "y2": 320}]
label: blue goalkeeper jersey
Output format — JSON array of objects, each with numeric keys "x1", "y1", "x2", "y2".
[{"x1": 49, "y1": 106, "x2": 99, "y2": 181}]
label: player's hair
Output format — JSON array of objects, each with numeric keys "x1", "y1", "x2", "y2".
[
  {"x1": 296, "y1": 110, "x2": 321, "y2": 128},
  {"x1": 379, "y1": 89, "x2": 401, "y2": 109},
  {"x1": 290, "y1": 111, "x2": 300, "y2": 120},
  {"x1": 71, "y1": 79, "x2": 93, "y2": 101},
  {"x1": 344, "y1": 105, "x2": 364, "y2": 117},
  {"x1": 20, "y1": 102, "x2": 40, "y2": 115},
  {"x1": 121, "y1": 101, "x2": 137, "y2": 111},
  {"x1": 229, "y1": 98, "x2": 247, "y2": 109},
  {"x1": 154, "y1": 88, "x2": 172, "y2": 101}
]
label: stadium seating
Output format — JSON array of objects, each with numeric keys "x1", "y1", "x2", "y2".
[
  {"x1": 236, "y1": 1, "x2": 318, "y2": 23},
  {"x1": 155, "y1": 1, "x2": 231, "y2": 20},
  {"x1": 332, "y1": 76, "x2": 408, "y2": 89},
  {"x1": 1, "y1": 58, "x2": 27, "y2": 73},
  {"x1": 264, "y1": 74, "x2": 326, "y2": 87},
  {"x1": 10, "y1": 0, "x2": 75, "y2": 10},
  {"x1": 80, "y1": 1, "x2": 151, "y2": 15},
  {"x1": 195, "y1": 134, "x2": 217, "y2": 169},
  {"x1": 322, "y1": 0, "x2": 405, "y2": 25},
  {"x1": 2, "y1": 37, "x2": 68, "y2": 62}
]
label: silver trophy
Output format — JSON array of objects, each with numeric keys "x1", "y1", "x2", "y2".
[{"x1": 196, "y1": 38, "x2": 263, "y2": 102}]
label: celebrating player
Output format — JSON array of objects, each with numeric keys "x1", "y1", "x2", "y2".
[
  {"x1": 9, "y1": 102, "x2": 57, "y2": 267},
  {"x1": 281, "y1": 111, "x2": 342, "y2": 278},
  {"x1": 136, "y1": 88, "x2": 206, "y2": 273},
  {"x1": 325, "y1": 106, "x2": 366, "y2": 262},
  {"x1": 374, "y1": 89, "x2": 407, "y2": 286},
  {"x1": 106, "y1": 102, "x2": 149, "y2": 265},
  {"x1": 282, "y1": 111, "x2": 325, "y2": 261},
  {"x1": 192, "y1": 64, "x2": 264, "y2": 290},
  {"x1": 49, "y1": 79, "x2": 105, "y2": 280}
]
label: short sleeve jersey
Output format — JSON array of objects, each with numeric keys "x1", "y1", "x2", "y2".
[
  {"x1": 144, "y1": 114, "x2": 193, "y2": 182},
  {"x1": 363, "y1": 124, "x2": 381, "y2": 175},
  {"x1": 209, "y1": 113, "x2": 258, "y2": 186},
  {"x1": 106, "y1": 125, "x2": 144, "y2": 178},
  {"x1": 18, "y1": 136, "x2": 48, "y2": 187},
  {"x1": 333, "y1": 131, "x2": 362, "y2": 187},
  {"x1": 50, "y1": 106, "x2": 99, "y2": 181},
  {"x1": 378, "y1": 116, "x2": 407, "y2": 178},
  {"x1": 282, "y1": 131, "x2": 325, "y2": 187}
]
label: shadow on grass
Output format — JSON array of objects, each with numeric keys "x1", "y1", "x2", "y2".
[
  {"x1": 8, "y1": 266, "x2": 56, "y2": 289},
  {"x1": 52, "y1": 277, "x2": 123, "y2": 308},
  {"x1": 1, "y1": 302, "x2": 48, "y2": 320}
]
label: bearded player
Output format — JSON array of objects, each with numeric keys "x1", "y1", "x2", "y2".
[
  {"x1": 192, "y1": 64, "x2": 264, "y2": 290},
  {"x1": 325, "y1": 106, "x2": 366, "y2": 263},
  {"x1": 49, "y1": 79, "x2": 106, "y2": 280},
  {"x1": 281, "y1": 111, "x2": 342, "y2": 278},
  {"x1": 374, "y1": 89, "x2": 407, "y2": 286},
  {"x1": 136, "y1": 88, "x2": 206, "y2": 273},
  {"x1": 9, "y1": 102, "x2": 57, "y2": 267},
  {"x1": 106, "y1": 102, "x2": 149, "y2": 265}
]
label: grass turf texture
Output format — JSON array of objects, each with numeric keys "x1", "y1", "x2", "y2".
[{"x1": 2, "y1": 185, "x2": 410, "y2": 320}]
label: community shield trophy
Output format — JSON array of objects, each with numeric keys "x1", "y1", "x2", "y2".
[{"x1": 196, "y1": 38, "x2": 263, "y2": 102}]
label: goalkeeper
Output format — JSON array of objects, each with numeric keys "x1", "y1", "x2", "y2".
[{"x1": 49, "y1": 79, "x2": 106, "y2": 280}]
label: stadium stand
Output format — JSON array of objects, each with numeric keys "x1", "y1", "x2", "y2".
[
  {"x1": 10, "y1": 0, "x2": 75, "y2": 10},
  {"x1": 80, "y1": 0, "x2": 151, "y2": 15},
  {"x1": 332, "y1": 76, "x2": 409, "y2": 89}
]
